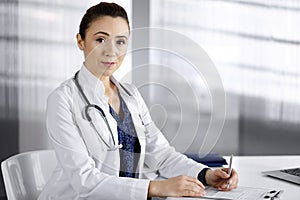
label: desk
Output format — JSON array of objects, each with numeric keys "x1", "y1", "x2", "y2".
[{"x1": 167, "y1": 156, "x2": 300, "y2": 200}]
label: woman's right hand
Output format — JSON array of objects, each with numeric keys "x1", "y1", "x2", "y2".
[{"x1": 148, "y1": 175, "x2": 206, "y2": 197}]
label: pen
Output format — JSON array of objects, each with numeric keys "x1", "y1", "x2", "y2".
[{"x1": 226, "y1": 154, "x2": 233, "y2": 190}]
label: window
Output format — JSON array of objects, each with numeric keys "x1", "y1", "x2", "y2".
[{"x1": 149, "y1": 0, "x2": 300, "y2": 154}]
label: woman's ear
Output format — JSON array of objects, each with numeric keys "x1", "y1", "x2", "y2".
[{"x1": 76, "y1": 33, "x2": 85, "y2": 50}]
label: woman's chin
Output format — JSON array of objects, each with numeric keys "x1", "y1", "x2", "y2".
[{"x1": 98, "y1": 68, "x2": 118, "y2": 77}]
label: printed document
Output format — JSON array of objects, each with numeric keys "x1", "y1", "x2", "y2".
[{"x1": 167, "y1": 186, "x2": 282, "y2": 200}]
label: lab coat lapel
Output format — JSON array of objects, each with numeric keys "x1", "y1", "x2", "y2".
[{"x1": 114, "y1": 80, "x2": 147, "y2": 178}]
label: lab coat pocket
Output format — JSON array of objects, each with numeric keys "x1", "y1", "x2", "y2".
[
  {"x1": 100, "y1": 150, "x2": 120, "y2": 175},
  {"x1": 130, "y1": 112, "x2": 147, "y2": 137},
  {"x1": 75, "y1": 117, "x2": 120, "y2": 173}
]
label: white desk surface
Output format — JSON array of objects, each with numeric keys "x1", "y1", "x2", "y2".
[{"x1": 167, "y1": 155, "x2": 300, "y2": 200}]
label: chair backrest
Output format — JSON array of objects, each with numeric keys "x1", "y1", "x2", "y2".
[{"x1": 1, "y1": 150, "x2": 57, "y2": 200}]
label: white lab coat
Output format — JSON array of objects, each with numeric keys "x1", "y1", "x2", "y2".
[{"x1": 38, "y1": 65, "x2": 207, "y2": 200}]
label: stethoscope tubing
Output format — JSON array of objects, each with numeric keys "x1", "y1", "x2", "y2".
[{"x1": 73, "y1": 71, "x2": 118, "y2": 151}]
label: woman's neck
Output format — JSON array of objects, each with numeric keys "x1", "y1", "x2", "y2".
[
  {"x1": 101, "y1": 75, "x2": 121, "y2": 115},
  {"x1": 83, "y1": 63, "x2": 117, "y2": 101},
  {"x1": 100, "y1": 76, "x2": 111, "y2": 89},
  {"x1": 100, "y1": 76, "x2": 115, "y2": 98}
]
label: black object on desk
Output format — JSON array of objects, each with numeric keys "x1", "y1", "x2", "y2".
[{"x1": 185, "y1": 152, "x2": 227, "y2": 167}]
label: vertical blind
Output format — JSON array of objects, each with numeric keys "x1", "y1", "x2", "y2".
[
  {"x1": 0, "y1": 1, "x2": 18, "y2": 120},
  {"x1": 16, "y1": 0, "x2": 88, "y2": 151}
]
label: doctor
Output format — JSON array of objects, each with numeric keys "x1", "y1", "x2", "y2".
[{"x1": 38, "y1": 2, "x2": 238, "y2": 200}]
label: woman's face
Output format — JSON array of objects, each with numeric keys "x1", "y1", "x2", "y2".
[{"x1": 77, "y1": 16, "x2": 129, "y2": 78}]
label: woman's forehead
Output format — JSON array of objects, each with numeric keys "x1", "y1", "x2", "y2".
[{"x1": 87, "y1": 16, "x2": 129, "y2": 37}]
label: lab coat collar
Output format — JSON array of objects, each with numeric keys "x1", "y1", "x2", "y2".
[
  {"x1": 78, "y1": 64, "x2": 108, "y2": 104},
  {"x1": 110, "y1": 76, "x2": 133, "y2": 97},
  {"x1": 77, "y1": 64, "x2": 132, "y2": 105}
]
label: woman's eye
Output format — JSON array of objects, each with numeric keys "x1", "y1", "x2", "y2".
[
  {"x1": 96, "y1": 38, "x2": 105, "y2": 43},
  {"x1": 116, "y1": 39, "x2": 126, "y2": 45}
]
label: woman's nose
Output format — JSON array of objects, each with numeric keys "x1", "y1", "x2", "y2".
[{"x1": 103, "y1": 41, "x2": 118, "y2": 57}]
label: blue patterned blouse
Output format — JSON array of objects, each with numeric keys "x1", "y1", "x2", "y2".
[{"x1": 109, "y1": 96, "x2": 141, "y2": 178}]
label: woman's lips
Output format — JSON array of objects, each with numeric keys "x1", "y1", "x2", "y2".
[{"x1": 101, "y1": 61, "x2": 116, "y2": 67}]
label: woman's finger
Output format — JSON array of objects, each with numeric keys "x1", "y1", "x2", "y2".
[
  {"x1": 182, "y1": 183, "x2": 206, "y2": 195},
  {"x1": 215, "y1": 168, "x2": 230, "y2": 179},
  {"x1": 169, "y1": 176, "x2": 205, "y2": 197},
  {"x1": 185, "y1": 176, "x2": 206, "y2": 189},
  {"x1": 228, "y1": 169, "x2": 238, "y2": 186},
  {"x1": 223, "y1": 179, "x2": 238, "y2": 191},
  {"x1": 218, "y1": 169, "x2": 239, "y2": 191},
  {"x1": 183, "y1": 189, "x2": 206, "y2": 197}
]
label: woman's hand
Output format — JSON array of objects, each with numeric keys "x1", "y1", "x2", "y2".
[
  {"x1": 205, "y1": 168, "x2": 238, "y2": 191},
  {"x1": 148, "y1": 175, "x2": 206, "y2": 197}
]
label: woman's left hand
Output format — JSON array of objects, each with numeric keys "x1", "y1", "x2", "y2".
[{"x1": 205, "y1": 168, "x2": 238, "y2": 191}]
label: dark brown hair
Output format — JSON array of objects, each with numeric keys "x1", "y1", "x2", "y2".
[{"x1": 79, "y1": 2, "x2": 129, "y2": 39}]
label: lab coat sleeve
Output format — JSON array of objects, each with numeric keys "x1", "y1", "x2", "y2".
[
  {"x1": 128, "y1": 84, "x2": 207, "y2": 180},
  {"x1": 45, "y1": 85, "x2": 150, "y2": 200}
]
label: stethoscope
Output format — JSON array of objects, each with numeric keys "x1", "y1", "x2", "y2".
[{"x1": 73, "y1": 71, "x2": 123, "y2": 151}]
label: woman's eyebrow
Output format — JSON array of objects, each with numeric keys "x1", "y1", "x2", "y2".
[
  {"x1": 93, "y1": 31, "x2": 128, "y2": 39},
  {"x1": 116, "y1": 35, "x2": 128, "y2": 39},
  {"x1": 94, "y1": 31, "x2": 110, "y2": 36}
]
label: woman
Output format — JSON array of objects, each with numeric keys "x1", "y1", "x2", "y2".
[{"x1": 38, "y1": 2, "x2": 238, "y2": 200}]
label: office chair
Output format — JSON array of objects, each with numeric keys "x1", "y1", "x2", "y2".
[{"x1": 1, "y1": 150, "x2": 57, "y2": 200}]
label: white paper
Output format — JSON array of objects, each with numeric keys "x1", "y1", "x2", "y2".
[
  {"x1": 203, "y1": 186, "x2": 271, "y2": 200},
  {"x1": 167, "y1": 186, "x2": 282, "y2": 200}
]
